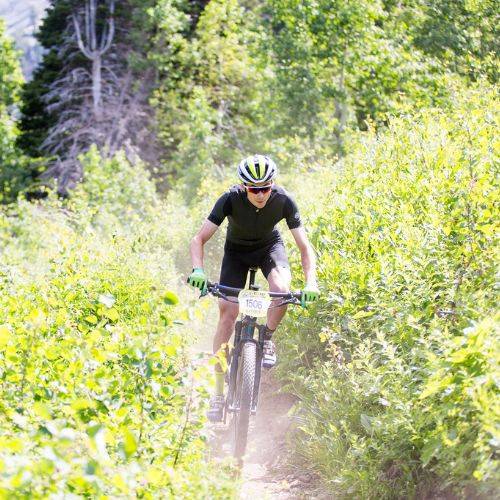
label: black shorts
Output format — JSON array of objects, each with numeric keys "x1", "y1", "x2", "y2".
[{"x1": 219, "y1": 239, "x2": 290, "y2": 288}]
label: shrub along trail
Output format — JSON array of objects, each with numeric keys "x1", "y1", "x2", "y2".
[
  {"x1": 0, "y1": 155, "x2": 236, "y2": 498},
  {"x1": 275, "y1": 88, "x2": 499, "y2": 498}
]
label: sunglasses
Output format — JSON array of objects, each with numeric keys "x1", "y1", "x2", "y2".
[{"x1": 245, "y1": 184, "x2": 273, "y2": 194}]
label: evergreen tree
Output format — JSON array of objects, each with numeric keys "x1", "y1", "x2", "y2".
[
  {"x1": 0, "y1": 19, "x2": 25, "y2": 202},
  {"x1": 17, "y1": 0, "x2": 167, "y2": 195},
  {"x1": 17, "y1": 1, "x2": 75, "y2": 159}
]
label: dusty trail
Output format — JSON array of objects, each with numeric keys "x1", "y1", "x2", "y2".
[
  {"x1": 190, "y1": 304, "x2": 328, "y2": 498},
  {"x1": 208, "y1": 369, "x2": 329, "y2": 500}
]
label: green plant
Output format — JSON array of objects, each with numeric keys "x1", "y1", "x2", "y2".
[{"x1": 277, "y1": 86, "x2": 499, "y2": 498}]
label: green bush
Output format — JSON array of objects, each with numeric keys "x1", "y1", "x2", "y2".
[
  {"x1": 0, "y1": 151, "x2": 235, "y2": 498},
  {"x1": 278, "y1": 86, "x2": 499, "y2": 498},
  {"x1": 0, "y1": 19, "x2": 27, "y2": 203}
]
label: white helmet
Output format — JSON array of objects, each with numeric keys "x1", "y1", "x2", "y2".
[{"x1": 237, "y1": 155, "x2": 277, "y2": 184}]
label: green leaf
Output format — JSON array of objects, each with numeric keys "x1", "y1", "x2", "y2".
[
  {"x1": 420, "y1": 375, "x2": 453, "y2": 399},
  {"x1": 84, "y1": 314, "x2": 98, "y2": 325},
  {"x1": 104, "y1": 308, "x2": 119, "y2": 322},
  {"x1": 352, "y1": 310, "x2": 375, "y2": 319},
  {"x1": 421, "y1": 437, "x2": 441, "y2": 467},
  {"x1": 123, "y1": 429, "x2": 137, "y2": 458},
  {"x1": 164, "y1": 344, "x2": 177, "y2": 357},
  {"x1": 163, "y1": 291, "x2": 179, "y2": 305},
  {"x1": 32, "y1": 402, "x2": 52, "y2": 419},
  {"x1": 0, "y1": 325, "x2": 11, "y2": 347},
  {"x1": 360, "y1": 414, "x2": 373, "y2": 432}
]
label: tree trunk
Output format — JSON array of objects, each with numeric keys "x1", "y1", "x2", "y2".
[
  {"x1": 92, "y1": 54, "x2": 102, "y2": 119},
  {"x1": 334, "y1": 45, "x2": 348, "y2": 156}
]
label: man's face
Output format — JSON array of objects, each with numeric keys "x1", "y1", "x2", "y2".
[{"x1": 245, "y1": 181, "x2": 274, "y2": 208}]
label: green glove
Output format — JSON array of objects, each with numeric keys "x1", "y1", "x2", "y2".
[
  {"x1": 301, "y1": 284, "x2": 320, "y2": 307},
  {"x1": 187, "y1": 268, "x2": 207, "y2": 293}
]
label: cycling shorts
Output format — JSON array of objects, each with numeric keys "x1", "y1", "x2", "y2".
[{"x1": 219, "y1": 239, "x2": 290, "y2": 288}]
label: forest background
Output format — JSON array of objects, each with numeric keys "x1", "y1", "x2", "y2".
[{"x1": 0, "y1": 0, "x2": 498, "y2": 497}]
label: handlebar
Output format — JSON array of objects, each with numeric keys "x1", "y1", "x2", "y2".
[
  {"x1": 205, "y1": 282, "x2": 302, "y2": 306},
  {"x1": 208, "y1": 282, "x2": 301, "y2": 298}
]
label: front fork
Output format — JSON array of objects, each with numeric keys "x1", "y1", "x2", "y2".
[{"x1": 225, "y1": 318, "x2": 265, "y2": 420}]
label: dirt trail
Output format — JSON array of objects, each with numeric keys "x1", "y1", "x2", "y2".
[
  {"x1": 190, "y1": 309, "x2": 328, "y2": 498},
  {"x1": 208, "y1": 369, "x2": 329, "y2": 500}
]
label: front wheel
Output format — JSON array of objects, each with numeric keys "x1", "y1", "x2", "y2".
[{"x1": 232, "y1": 341, "x2": 256, "y2": 459}]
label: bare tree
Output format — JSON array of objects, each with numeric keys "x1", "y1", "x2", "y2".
[
  {"x1": 37, "y1": 0, "x2": 162, "y2": 196},
  {"x1": 72, "y1": 0, "x2": 115, "y2": 119}
]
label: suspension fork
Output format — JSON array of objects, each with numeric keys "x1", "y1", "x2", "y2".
[
  {"x1": 227, "y1": 316, "x2": 261, "y2": 413},
  {"x1": 251, "y1": 324, "x2": 266, "y2": 414}
]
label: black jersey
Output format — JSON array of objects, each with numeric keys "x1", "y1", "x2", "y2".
[{"x1": 207, "y1": 184, "x2": 302, "y2": 250}]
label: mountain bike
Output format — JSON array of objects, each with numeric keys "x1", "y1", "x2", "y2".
[{"x1": 205, "y1": 267, "x2": 302, "y2": 460}]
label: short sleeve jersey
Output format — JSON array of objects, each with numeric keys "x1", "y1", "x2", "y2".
[{"x1": 207, "y1": 184, "x2": 302, "y2": 249}]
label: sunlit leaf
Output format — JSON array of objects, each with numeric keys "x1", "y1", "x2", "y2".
[
  {"x1": 99, "y1": 293, "x2": 116, "y2": 308},
  {"x1": 163, "y1": 291, "x2": 179, "y2": 305},
  {"x1": 122, "y1": 429, "x2": 137, "y2": 458}
]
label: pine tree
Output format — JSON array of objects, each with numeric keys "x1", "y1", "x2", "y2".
[
  {"x1": 17, "y1": 0, "x2": 167, "y2": 196},
  {"x1": 0, "y1": 19, "x2": 25, "y2": 202},
  {"x1": 17, "y1": 1, "x2": 75, "y2": 159}
]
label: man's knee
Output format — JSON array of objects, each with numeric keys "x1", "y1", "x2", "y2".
[
  {"x1": 268, "y1": 266, "x2": 291, "y2": 292},
  {"x1": 218, "y1": 300, "x2": 239, "y2": 324}
]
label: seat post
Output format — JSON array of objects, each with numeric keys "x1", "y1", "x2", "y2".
[{"x1": 248, "y1": 267, "x2": 259, "y2": 290}]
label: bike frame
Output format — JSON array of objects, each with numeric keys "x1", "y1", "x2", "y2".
[
  {"x1": 206, "y1": 269, "x2": 301, "y2": 419},
  {"x1": 205, "y1": 269, "x2": 301, "y2": 458},
  {"x1": 226, "y1": 270, "x2": 266, "y2": 418}
]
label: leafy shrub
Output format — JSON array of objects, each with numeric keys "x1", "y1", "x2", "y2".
[
  {"x1": 278, "y1": 86, "x2": 499, "y2": 498},
  {"x1": 0, "y1": 151, "x2": 235, "y2": 498}
]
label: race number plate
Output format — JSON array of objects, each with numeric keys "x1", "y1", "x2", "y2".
[{"x1": 238, "y1": 290, "x2": 271, "y2": 318}]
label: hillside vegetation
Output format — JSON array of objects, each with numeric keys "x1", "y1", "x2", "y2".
[
  {"x1": 278, "y1": 87, "x2": 499, "y2": 497},
  {"x1": 0, "y1": 0, "x2": 498, "y2": 498},
  {"x1": 0, "y1": 151, "x2": 235, "y2": 497}
]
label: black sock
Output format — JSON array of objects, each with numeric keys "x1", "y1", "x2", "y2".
[{"x1": 263, "y1": 325, "x2": 275, "y2": 341}]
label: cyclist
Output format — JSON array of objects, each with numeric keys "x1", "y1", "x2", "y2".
[{"x1": 188, "y1": 154, "x2": 319, "y2": 421}]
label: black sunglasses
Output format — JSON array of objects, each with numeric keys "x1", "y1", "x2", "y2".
[{"x1": 245, "y1": 183, "x2": 273, "y2": 194}]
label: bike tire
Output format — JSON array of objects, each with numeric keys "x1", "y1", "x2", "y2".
[{"x1": 233, "y1": 340, "x2": 256, "y2": 459}]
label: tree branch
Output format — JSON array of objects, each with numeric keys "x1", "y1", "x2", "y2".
[{"x1": 72, "y1": 15, "x2": 93, "y2": 59}]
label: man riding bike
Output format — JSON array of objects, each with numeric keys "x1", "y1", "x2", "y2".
[{"x1": 188, "y1": 154, "x2": 320, "y2": 422}]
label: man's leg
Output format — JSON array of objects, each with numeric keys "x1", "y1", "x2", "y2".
[
  {"x1": 213, "y1": 298, "x2": 240, "y2": 359},
  {"x1": 262, "y1": 266, "x2": 291, "y2": 369},
  {"x1": 207, "y1": 299, "x2": 239, "y2": 422},
  {"x1": 266, "y1": 266, "x2": 292, "y2": 329}
]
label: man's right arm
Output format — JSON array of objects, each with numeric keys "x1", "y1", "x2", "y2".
[{"x1": 190, "y1": 219, "x2": 219, "y2": 269}]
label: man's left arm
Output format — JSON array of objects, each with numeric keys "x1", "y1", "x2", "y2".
[{"x1": 290, "y1": 227, "x2": 319, "y2": 292}]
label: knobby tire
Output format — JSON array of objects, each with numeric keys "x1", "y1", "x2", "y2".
[{"x1": 233, "y1": 341, "x2": 256, "y2": 459}]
